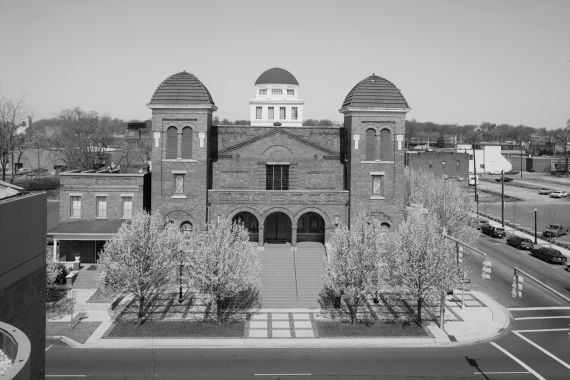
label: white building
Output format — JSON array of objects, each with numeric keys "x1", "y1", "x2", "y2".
[
  {"x1": 249, "y1": 67, "x2": 304, "y2": 127},
  {"x1": 457, "y1": 144, "x2": 512, "y2": 174}
]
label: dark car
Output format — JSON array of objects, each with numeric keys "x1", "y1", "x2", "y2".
[
  {"x1": 506, "y1": 170, "x2": 519, "y2": 175},
  {"x1": 507, "y1": 235, "x2": 533, "y2": 250},
  {"x1": 481, "y1": 224, "x2": 506, "y2": 238},
  {"x1": 530, "y1": 246, "x2": 568, "y2": 264},
  {"x1": 495, "y1": 177, "x2": 514, "y2": 182},
  {"x1": 541, "y1": 230, "x2": 556, "y2": 240},
  {"x1": 477, "y1": 219, "x2": 490, "y2": 230}
]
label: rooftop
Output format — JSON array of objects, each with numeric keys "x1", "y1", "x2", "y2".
[
  {"x1": 255, "y1": 67, "x2": 299, "y2": 86},
  {"x1": 341, "y1": 74, "x2": 409, "y2": 110},
  {"x1": 149, "y1": 71, "x2": 215, "y2": 107}
]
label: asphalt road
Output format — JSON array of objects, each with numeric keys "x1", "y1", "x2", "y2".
[{"x1": 45, "y1": 232, "x2": 570, "y2": 380}]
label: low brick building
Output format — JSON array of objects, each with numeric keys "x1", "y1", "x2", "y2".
[
  {"x1": 406, "y1": 150, "x2": 470, "y2": 179},
  {"x1": 49, "y1": 169, "x2": 150, "y2": 263},
  {"x1": 148, "y1": 68, "x2": 410, "y2": 247}
]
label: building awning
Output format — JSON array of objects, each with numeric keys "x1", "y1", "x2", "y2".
[{"x1": 48, "y1": 219, "x2": 124, "y2": 241}]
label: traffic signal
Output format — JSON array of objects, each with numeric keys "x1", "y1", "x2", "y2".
[
  {"x1": 481, "y1": 259, "x2": 492, "y2": 280},
  {"x1": 457, "y1": 245, "x2": 464, "y2": 264},
  {"x1": 511, "y1": 273, "x2": 524, "y2": 298}
]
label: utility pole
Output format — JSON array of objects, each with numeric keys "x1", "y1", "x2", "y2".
[
  {"x1": 501, "y1": 170, "x2": 505, "y2": 227},
  {"x1": 520, "y1": 140, "x2": 523, "y2": 179},
  {"x1": 473, "y1": 143, "x2": 478, "y2": 216}
]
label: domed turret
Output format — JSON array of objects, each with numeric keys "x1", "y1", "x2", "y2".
[
  {"x1": 341, "y1": 74, "x2": 409, "y2": 111},
  {"x1": 149, "y1": 71, "x2": 215, "y2": 108}
]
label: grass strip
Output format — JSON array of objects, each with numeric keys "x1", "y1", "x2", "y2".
[
  {"x1": 315, "y1": 320, "x2": 427, "y2": 337},
  {"x1": 105, "y1": 320, "x2": 245, "y2": 338}
]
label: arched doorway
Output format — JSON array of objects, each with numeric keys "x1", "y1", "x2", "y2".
[
  {"x1": 297, "y1": 212, "x2": 325, "y2": 243},
  {"x1": 264, "y1": 212, "x2": 292, "y2": 243},
  {"x1": 232, "y1": 212, "x2": 259, "y2": 242}
]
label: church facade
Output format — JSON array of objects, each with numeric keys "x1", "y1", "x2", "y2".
[{"x1": 148, "y1": 68, "x2": 410, "y2": 248}]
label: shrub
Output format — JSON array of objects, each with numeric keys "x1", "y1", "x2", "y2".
[{"x1": 15, "y1": 176, "x2": 60, "y2": 191}]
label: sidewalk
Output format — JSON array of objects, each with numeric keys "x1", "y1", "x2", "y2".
[{"x1": 47, "y1": 289, "x2": 510, "y2": 349}]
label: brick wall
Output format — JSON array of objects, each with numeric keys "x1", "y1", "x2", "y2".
[
  {"x1": 0, "y1": 193, "x2": 46, "y2": 379},
  {"x1": 59, "y1": 172, "x2": 149, "y2": 222},
  {"x1": 406, "y1": 151, "x2": 470, "y2": 178}
]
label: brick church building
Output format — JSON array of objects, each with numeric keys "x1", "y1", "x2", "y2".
[{"x1": 148, "y1": 67, "x2": 410, "y2": 248}]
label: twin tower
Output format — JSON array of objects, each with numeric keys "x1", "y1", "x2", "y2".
[{"x1": 147, "y1": 67, "x2": 410, "y2": 246}]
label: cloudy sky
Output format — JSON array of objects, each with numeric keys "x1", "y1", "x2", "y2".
[{"x1": 1, "y1": 0, "x2": 569, "y2": 128}]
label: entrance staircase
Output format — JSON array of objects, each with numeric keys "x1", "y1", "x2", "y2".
[{"x1": 261, "y1": 242, "x2": 325, "y2": 308}]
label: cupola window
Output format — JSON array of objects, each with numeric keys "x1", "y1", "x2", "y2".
[
  {"x1": 379, "y1": 128, "x2": 392, "y2": 161},
  {"x1": 181, "y1": 127, "x2": 193, "y2": 159},
  {"x1": 259, "y1": 88, "x2": 267, "y2": 95},
  {"x1": 272, "y1": 89, "x2": 283, "y2": 95},
  {"x1": 287, "y1": 89, "x2": 294, "y2": 96},
  {"x1": 166, "y1": 126, "x2": 178, "y2": 159},
  {"x1": 365, "y1": 128, "x2": 376, "y2": 161},
  {"x1": 256, "y1": 106, "x2": 262, "y2": 120}
]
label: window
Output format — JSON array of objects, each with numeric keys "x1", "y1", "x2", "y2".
[
  {"x1": 379, "y1": 129, "x2": 391, "y2": 161},
  {"x1": 256, "y1": 106, "x2": 262, "y2": 120},
  {"x1": 287, "y1": 89, "x2": 294, "y2": 96},
  {"x1": 70, "y1": 196, "x2": 81, "y2": 217},
  {"x1": 259, "y1": 88, "x2": 267, "y2": 95},
  {"x1": 372, "y1": 175, "x2": 384, "y2": 196},
  {"x1": 181, "y1": 127, "x2": 192, "y2": 159},
  {"x1": 122, "y1": 196, "x2": 133, "y2": 219},
  {"x1": 268, "y1": 107, "x2": 274, "y2": 120},
  {"x1": 266, "y1": 165, "x2": 289, "y2": 190},
  {"x1": 292, "y1": 107, "x2": 298, "y2": 120},
  {"x1": 96, "y1": 196, "x2": 107, "y2": 218},
  {"x1": 166, "y1": 126, "x2": 177, "y2": 159},
  {"x1": 279, "y1": 107, "x2": 286, "y2": 120},
  {"x1": 180, "y1": 221, "x2": 193, "y2": 236},
  {"x1": 272, "y1": 88, "x2": 283, "y2": 95},
  {"x1": 365, "y1": 128, "x2": 376, "y2": 160},
  {"x1": 174, "y1": 174, "x2": 184, "y2": 194}
]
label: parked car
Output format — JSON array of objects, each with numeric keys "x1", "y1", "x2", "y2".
[
  {"x1": 549, "y1": 191, "x2": 568, "y2": 198},
  {"x1": 543, "y1": 224, "x2": 569, "y2": 237},
  {"x1": 481, "y1": 224, "x2": 506, "y2": 238},
  {"x1": 505, "y1": 170, "x2": 519, "y2": 175},
  {"x1": 477, "y1": 219, "x2": 490, "y2": 230},
  {"x1": 530, "y1": 246, "x2": 568, "y2": 264},
  {"x1": 538, "y1": 189, "x2": 553, "y2": 195},
  {"x1": 468, "y1": 175, "x2": 479, "y2": 186},
  {"x1": 506, "y1": 235, "x2": 534, "y2": 250},
  {"x1": 488, "y1": 170, "x2": 502, "y2": 175},
  {"x1": 495, "y1": 177, "x2": 513, "y2": 182},
  {"x1": 541, "y1": 230, "x2": 556, "y2": 240}
]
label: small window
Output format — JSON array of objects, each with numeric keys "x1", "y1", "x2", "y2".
[
  {"x1": 469, "y1": 154, "x2": 473, "y2": 160},
  {"x1": 122, "y1": 196, "x2": 133, "y2": 219},
  {"x1": 365, "y1": 129, "x2": 376, "y2": 160},
  {"x1": 266, "y1": 165, "x2": 289, "y2": 190},
  {"x1": 70, "y1": 196, "x2": 81, "y2": 217},
  {"x1": 292, "y1": 107, "x2": 298, "y2": 120},
  {"x1": 287, "y1": 89, "x2": 294, "y2": 96},
  {"x1": 96, "y1": 196, "x2": 107, "y2": 218},
  {"x1": 259, "y1": 88, "x2": 267, "y2": 95},
  {"x1": 180, "y1": 221, "x2": 193, "y2": 235},
  {"x1": 372, "y1": 175, "x2": 384, "y2": 196},
  {"x1": 256, "y1": 106, "x2": 262, "y2": 120},
  {"x1": 174, "y1": 174, "x2": 184, "y2": 194},
  {"x1": 166, "y1": 126, "x2": 178, "y2": 159},
  {"x1": 272, "y1": 88, "x2": 283, "y2": 95},
  {"x1": 181, "y1": 127, "x2": 192, "y2": 159},
  {"x1": 280, "y1": 107, "x2": 286, "y2": 120},
  {"x1": 268, "y1": 107, "x2": 274, "y2": 120}
]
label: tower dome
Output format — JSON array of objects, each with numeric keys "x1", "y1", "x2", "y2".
[
  {"x1": 255, "y1": 67, "x2": 299, "y2": 85},
  {"x1": 149, "y1": 71, "x2": 215, "y2": 107},
  {"x1": 341, "y1": 74, "x2": 409, "y2": 110}
]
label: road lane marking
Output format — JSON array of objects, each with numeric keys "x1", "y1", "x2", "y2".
[
  {"x1": 514, "y1": 328, "x2": 569, "y2": 333},
  {"x1": 475, "y1": 372, "x2": 530, "y2": 375},
  {"x1": 490, "y1": 342, "x2": 546, "y2": 380},
  {"x1": 510, "y1": 305, "x2": 570, "y2": 311},
  {"x1": 46, "y1": 376, "x2": 87, "y2": 378},
  {"x1": 515, "y1": 316, "x2": 570, "y2": 320},
  {"x1": 255, "y1": 374, "x2": 311, "y2": 376},
  {"x1": 513, "y1": 331, "x2": 570, "y2": 370},
  {"x1": 45, "y1": 345, "x2": 52, "y2": 352}
]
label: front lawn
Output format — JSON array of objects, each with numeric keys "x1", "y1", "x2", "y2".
[
  {"x1": 315, "y1": 320, "x2": 427, "y2": 338},
  {"x1": 46, "y1": 322, "x2": 101, "y2": 343},
  {"x1": 105, "y1": 320, "x2": 245, "y2": 338}
]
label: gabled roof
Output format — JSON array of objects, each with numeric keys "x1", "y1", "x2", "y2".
[{"x1": 218, "y1": 129, "x2": 338, "y2": 156}]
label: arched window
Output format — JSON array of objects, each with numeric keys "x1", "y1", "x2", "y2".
[
  {"x1": 180, "y1": 221, "x2": 193, "y2": 235},
  {"x1": 365, "y1": 128, "x2": 376, "y2": 160},
  {"x1": 379, "y1": 128, "x2": 391, "y2": 161},
  {"x1": 181, "y1": 127, "x2": 192, "y2": 159},
  {"x1": 166, "y1": 127, "x2": 178, "y2": 159}
]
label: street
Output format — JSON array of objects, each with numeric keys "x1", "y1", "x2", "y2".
[{"x1": 45, "y1": 232, "x2": 570, "y2": 379}]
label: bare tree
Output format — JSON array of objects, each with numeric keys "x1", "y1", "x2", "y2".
[
  {"x1": 0, "y1": 97, "x2": 28, "y2": 182},
  {"x1": 98, "y1": 211, "x2": 183, "y2": 325},
  {"x1": 549, "y1": 120, "x2": 570, "y2": 177},
  {"x1": 53, "y1": 107, "x2": 115, "y2": 170}
]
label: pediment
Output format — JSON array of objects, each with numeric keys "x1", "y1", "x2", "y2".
[{"x1": 218, "y1": 129, "x2": 339, "y2": 157}]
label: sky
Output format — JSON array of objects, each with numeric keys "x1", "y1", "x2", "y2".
[{"x1": 1, "y1": 0, "x2": 569, "y2": 129}]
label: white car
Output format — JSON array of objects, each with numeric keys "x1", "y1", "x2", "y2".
[
  {"x1": 549, "y1": 191, "x2": 568, "y2": 198},
  {"x1": 487, "y1": 170, "x2": 502, "y2": 175}
]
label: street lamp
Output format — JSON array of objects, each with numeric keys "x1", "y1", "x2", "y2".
[{"x1": 534, "y1": 208, "x2": 538, "y2": 244}]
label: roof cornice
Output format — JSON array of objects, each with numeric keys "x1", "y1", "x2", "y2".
[
  {"x1": 339, "y1": 106, "x2": 411, "y2": 114},
  {"x1": 146, "y1": 103, "x2": 217, "y2": 111}
]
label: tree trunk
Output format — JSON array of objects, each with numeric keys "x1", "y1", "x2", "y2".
[
  {"x1": 216, "y1": 298, "x2": 224, "y2": 325},
  {"x1": 417, "y1": 297, "x2": 423, "y2": 326},
  {"x1": 137, "y1": 295, "x2": 145, "y2": 325}
]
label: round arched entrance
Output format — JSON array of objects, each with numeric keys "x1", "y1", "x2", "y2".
[
  {"x1": 264, "y1": 212, "x2": 292, "y2": 243},
  {"x1": 297, "y1": 212, "x2": 325, "y2": 243},
  {"x1": 232, "y1": 211, "x2": 259, "y2": 242}
]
